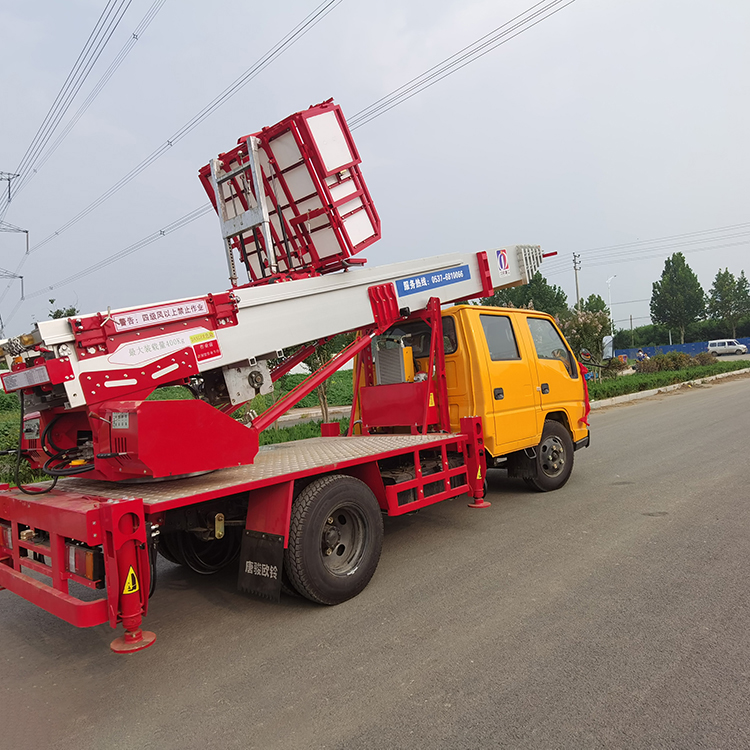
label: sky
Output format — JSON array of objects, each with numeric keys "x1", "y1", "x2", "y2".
[{"x1": 1, "y1": 0, "x2": 749, "y2": 337}]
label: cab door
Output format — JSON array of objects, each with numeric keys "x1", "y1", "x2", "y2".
[
  {"x1": 475, "y1": 311, "x2": 539, "y2": 455},
  {"x1": 524, "y1": 315, "x2": 582, "y2": 417}
]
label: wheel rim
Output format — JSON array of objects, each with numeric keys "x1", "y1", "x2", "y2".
[
  {"x1": 539, "y1": 435, "x2": 566, "y2": 478},
  {"x1": 320, "y1": 504, "x2": 368, "y2": 575}
]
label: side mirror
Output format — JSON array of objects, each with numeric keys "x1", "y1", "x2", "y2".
[{"x1": 579, "y1": 349, "x2": 592, "y2": 362}]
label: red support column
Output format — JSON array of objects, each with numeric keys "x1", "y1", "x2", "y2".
[
  {"x1": 99, "y1": 499, "x2": 156, "y2": 654},
  {"x1": 461, "y1": 416, "x2": 491, "y2": 508}
]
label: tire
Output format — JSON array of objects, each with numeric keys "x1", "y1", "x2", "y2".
[
  {"x1": 284, "y1": 474, "x2": 383, "y2": 605},
  {"x1": 736, "y1": 350, "x2": 743, "y2": 356},
  {"x1": 279, "y1": 569, "x2": 300, "y2": 597},
  {"x1": 525, "y1": 420, "x2": 574, "y2": 492},
  {"x1": 157, "y1": 529, "x2": 241, "y2": 574},
  {"x1": 157, "y1": 532, "x2": 183, "y2": 565}
]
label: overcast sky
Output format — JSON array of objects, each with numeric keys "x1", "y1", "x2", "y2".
[{"x1": 1, "y1": 0, "x2": 748, "y2": 337}]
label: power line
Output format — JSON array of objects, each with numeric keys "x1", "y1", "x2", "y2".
[
  {"x1": 22, "y1": 204, "x2": 214, "y2": 300},
  {"x1": 610, "y1": 298, "x2": 649, "y2": 306},
  {"x1": 5, "y1": 0, "x2": 167, "y2": 206},
  {"x1": 0, "y1": 0, "x2": 345, "y2": 309},
  {"x1": 0, "y1": 0, "x2": 132, "y2": 220},
  {"x1": 349, "y1": 0, "x2": 576, "y2": 130},
  {"x1": 19, "y1": 0, "x2": 343, "y2": 255},
  {"x1": 544, "y1": 238, "x2": 750, "y2": 277},
  {"x1": 7, "y1": 0, "x2": 574, "y2": 306},
  {"x1": 542, "y1": 222, "x2": 750, "y2": 275}
]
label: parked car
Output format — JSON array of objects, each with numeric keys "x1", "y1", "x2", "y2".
[{"x1": 708, "y1": 339, "x2": 748, "y2": 356}]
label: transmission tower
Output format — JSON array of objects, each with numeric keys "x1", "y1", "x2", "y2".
[{"x1": 0, "y1": 172, "x2": 20, "y2": 203}]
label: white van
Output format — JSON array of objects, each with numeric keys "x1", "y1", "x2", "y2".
[{"x1": 708, "y1": 339, "x2": 748, "y2": 356}]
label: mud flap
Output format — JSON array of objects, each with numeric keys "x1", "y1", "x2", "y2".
[{"x1": 237, "y1": 530, "x2": 284, "y2": 602}]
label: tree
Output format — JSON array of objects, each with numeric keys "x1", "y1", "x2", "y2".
[
  {"x1": 558, "y1": 309, "x2": 611, "y2": 363},
  {"x1": 649, "y1": 253, "x2": 705, "y2": 344},
  {"x1": 581, "y1": 293, "x2": 608, "y2": 314},
  {"x1": 707, "y1": 268, "x2": 750, "y2": 338},
  {"x1": 482, "y1": 272, "x2": 568, "y2": 318},
  {"x1": 300, "y1": 332, "x2": 355, "y2": 422},
  {"x1": 48, "y1": 299, "x2": 79, "y2": 319}
]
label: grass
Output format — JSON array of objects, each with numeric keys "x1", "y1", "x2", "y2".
[{"x1": 259, "y1": 418, "x2": 349, "y2": 446}]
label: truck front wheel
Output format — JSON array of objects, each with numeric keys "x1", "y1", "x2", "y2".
[
  {"x1": 525, "y1": 420, "x2": 574, "y2": 492},
  {"x1": 285, "y1": 474, "x2": 384, "y2": 605}
]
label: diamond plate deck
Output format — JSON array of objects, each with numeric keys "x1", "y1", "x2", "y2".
[{"x1": 56, "y1": 434, "x2": 463, "y2": 510}]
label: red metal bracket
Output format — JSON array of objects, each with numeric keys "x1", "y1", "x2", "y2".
[
  {"x1": 476, "y1": 251, "x2": 494, "y2": 299},
  {"x1": 206, "y1": 291, "x2": 239, "y2": 327},
  {"x1": 80, "y1": 347, "x2": 199, "y2": 405},
  {"x1": 252, "y1": 332, "x2": 375, "y2": 433},
  {"x1": 368, "y1": 282, "x2": 401, "y2": 331}
]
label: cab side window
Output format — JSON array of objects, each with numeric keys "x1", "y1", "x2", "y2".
[
  {"x1": 480, "y1": 315, "x2": 520, "y2": 361},
  {"x1": 442, "y1": 316, "x2": 458, "y2": 355},
  {"x1": 526, "y1": 317, "x2": 578, "y2": 378}
]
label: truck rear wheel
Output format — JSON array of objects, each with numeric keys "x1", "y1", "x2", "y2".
[
  {"x1": 284, "y1": 474, "x2": 383, "y2": 605},
  {"x1": 158, "y1": 529, "x2": 241, "y2": 574},
  {"x1": 526, "y1": 420, "x2": 574, "y2": 492}
]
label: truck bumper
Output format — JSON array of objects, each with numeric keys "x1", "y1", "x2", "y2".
[
  {"x1": 574, "y1": 433, "x2": 590, "y2": 451},
  {"x1": 0, "y1": 488, "x2": 152, "y2": 645}
]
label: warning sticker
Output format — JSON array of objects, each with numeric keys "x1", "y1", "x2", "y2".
[
  {"x1": 122, "y1": 566, "x2": 140, "y2": 595},
  {"x1": 112, "y1": 299, "x2": 209, "y2": 332},
  {"x1": 108, "y1": 328, "x2": 207, "y2": 366},
  {"x1": 190, "y1": 330, "x2": 222, "y2": 362},
  {"x1": 107, "y1": 327, "x2": 222, "y2": 366},
  {"x1": 477, "y1": 467, "x2": 482, "y2": 480}
]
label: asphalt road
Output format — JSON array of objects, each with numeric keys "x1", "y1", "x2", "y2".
[{"x1": 2, "y1": 374, "x2": 750, "y2": 749}]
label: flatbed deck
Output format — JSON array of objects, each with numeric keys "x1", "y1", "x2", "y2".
[{"x1": 54, "y1": 433, "x2": 463, "y2": 512}]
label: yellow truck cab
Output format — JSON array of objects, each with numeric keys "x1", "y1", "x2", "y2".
[
  {"x1": 442, "y1": 304, "x2": 589, "y2": 490},
  {"x1": 382, "y1": 304, "x2": 590, "y2": 491}
]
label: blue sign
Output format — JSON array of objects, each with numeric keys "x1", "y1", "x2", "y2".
[{"x1": 396, "y1": 264, "x2": 471, "y2": 297}]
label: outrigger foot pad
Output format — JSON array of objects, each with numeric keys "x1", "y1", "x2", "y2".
[
  {"x1": 467, "y1": 499, "x2": 491, "y2": 509},
  {"x1": 110, "y1": 628, "x2": 157, "y2": 654}
]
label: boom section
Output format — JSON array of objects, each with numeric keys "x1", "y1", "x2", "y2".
[{"x1": 1, "y1": 247, "x2": 542, "y2": 411}]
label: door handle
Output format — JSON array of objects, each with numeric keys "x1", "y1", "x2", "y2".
[
  {"x1": 494, "y1": 387, "x2": 504, "y2": 400},
  {"x1": 541, "y1": 383, "x2": 550, "y2": 394}
]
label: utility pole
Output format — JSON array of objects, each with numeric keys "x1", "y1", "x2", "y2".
[
  {"x1": 0, "y1": 172, "x2": 20, "y2": 203},
  {"x1": 573, "y1": 253, "x2": 581, "y2": 309},
  {"x1": 630, "y1": 314, "x2": 634, "y2": 347},
  {"x1": 606, "y1": 275, "x2": 617, "y2": 336}
]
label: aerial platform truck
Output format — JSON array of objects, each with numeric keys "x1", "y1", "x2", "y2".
[{"x1": 0, "y1": 100, "x2": 589, "y2": 652}]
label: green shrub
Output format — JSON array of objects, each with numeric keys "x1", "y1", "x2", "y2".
[
  {"x1": 0, "y1": 391, "x2": 19, "y2": 412},
  {"x1": 668, "y1": 351, "x2": 692, "y2": 370},
  {"x1": 588, "y1": 360, "x2": 748, "y2": 400},
  {"x1": 694, "y1": 351, "x2": 715, "y2": 366}
]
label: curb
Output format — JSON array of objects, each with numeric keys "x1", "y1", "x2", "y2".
[
  {"x1": 275, "y1": 405, "x2": 350, "y2": 426},
  {"x1": 590, "y1": 366, "x2": 750, "y2": 410}
]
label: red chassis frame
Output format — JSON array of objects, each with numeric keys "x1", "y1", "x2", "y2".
[
  {"x1": 0, "y1": 294, "x2": 488, "y2": 652},
  {"x1": 0, "y1": 424, "x2": 486, "y2": 652}
]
